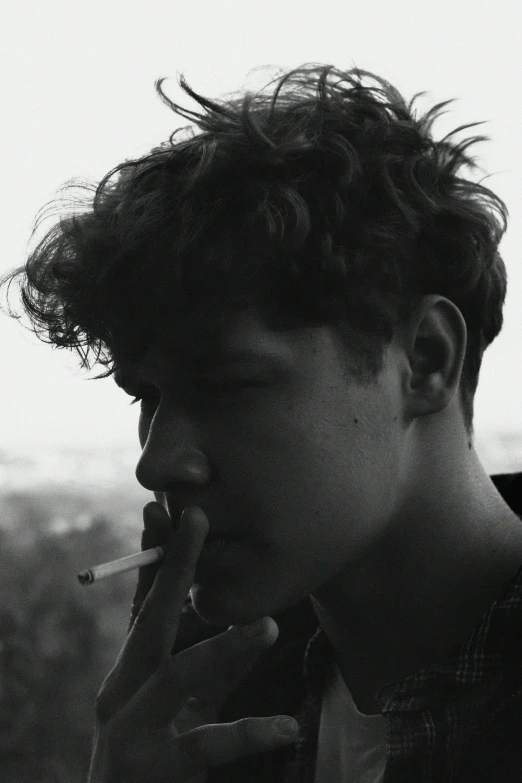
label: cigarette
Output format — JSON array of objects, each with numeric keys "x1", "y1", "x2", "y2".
[{"x1": 77, "y1": 546, "x2": 165, "y2": 585}]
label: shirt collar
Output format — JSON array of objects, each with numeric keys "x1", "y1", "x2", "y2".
[{"x1": 302, "y1": 561, "x2": 522, "y2": 715}]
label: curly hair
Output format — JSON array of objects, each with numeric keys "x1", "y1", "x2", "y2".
[{"x1": 0, "y1": 63, "x2": 509, "y2": 433}]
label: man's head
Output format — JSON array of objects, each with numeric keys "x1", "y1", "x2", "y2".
[
  {"x1": 0, "y1": 64, "x2": 512, "y2": 626},
  {"x1": 0, "y1": 64, "x2": 508, "y2": 437}
]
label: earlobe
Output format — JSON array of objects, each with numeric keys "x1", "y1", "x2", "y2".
[{"x1": 402, "y1": 296, "x2": 467, "y2": 420}]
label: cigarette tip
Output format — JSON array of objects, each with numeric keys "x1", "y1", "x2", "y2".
[{"x1": 78, "y1": 569, "x2": 94, "y2": 586}]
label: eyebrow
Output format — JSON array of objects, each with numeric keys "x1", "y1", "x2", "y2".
[
  {"x1": 189, "y1": 348, "x2": 279, "y2": 368},
  {"x1": 113, "y1": 348, "x2": 281, "y2": 389}
]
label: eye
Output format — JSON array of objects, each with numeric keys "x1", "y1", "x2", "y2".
[
  {"x1": 195, "y1": 378, "x2": 264, "y2": 394},
  {"x1": 126, "y1": 379, "x2": 264, "y2": 412}
]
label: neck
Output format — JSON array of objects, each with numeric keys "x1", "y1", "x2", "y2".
[{"x1": 310, "y1": 436, "x2": 522, "y2": 714}]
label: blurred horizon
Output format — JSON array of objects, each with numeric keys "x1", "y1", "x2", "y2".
[{"x1": 1, "y1": 432, "x2": 521, "y2": 538}]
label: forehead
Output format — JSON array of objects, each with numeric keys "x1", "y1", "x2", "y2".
[{"x1": 116, "y1": 306, "x2": 324, "y2": 380}]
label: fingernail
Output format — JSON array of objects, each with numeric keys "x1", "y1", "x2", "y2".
[
  {"x1": 238, "y1": 618, "x2": 267, "y2": 637},
  {"x1": 274, "y1": 717, "x2": 299, "y2": 736},
  {"x1": 180, "y1": 506, "x2": 209, "y2": 535}
]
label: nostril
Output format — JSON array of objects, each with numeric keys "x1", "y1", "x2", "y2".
[{"x1": 135, "y1": 449, "x2": 211, "y2": 494}]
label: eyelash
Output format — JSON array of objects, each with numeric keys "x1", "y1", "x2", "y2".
[{"x1": 128, "y1": 380, "x2": 262, "y2": 407}]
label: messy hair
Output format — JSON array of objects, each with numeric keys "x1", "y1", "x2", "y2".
[{"x1": 0, "y1": 64, "x2": 509, "y2": 433}]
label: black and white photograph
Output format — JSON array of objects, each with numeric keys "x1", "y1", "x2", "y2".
[{"x1": 1, "y1": 1, "x2": 521, "y2": 781}]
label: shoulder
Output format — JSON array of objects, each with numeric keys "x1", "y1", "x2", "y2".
[{"x1": 490, "y1": 472, "x2": 522, "y2": 515}]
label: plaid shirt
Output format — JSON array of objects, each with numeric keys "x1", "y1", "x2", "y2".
[
  {"x1": 282, "y1": 558, "x2": 522, "y2": 783},
  {"x1": 174, "y1": 472, "x2": 522, "y2": 783}
]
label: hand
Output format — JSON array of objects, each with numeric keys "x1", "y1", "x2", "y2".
[{"x1": 87, "y1": 503, "x2": 300, "y2": 783}]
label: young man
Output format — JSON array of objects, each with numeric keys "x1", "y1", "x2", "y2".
[{"x1": 2, "y1": 64, "x2": 522, "y2": 782}]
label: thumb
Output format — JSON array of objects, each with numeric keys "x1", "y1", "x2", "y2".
[{"x1": 177, "y1": 715, "x2": 300, "y2": 777}]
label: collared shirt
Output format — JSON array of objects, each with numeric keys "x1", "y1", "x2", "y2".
[
  {"x1": 282, "y1": 557, "x2": 522, "y2": 782},
  {"x1": 313, "y1": 662, "x2": 387, "y2": 781},
  {"x1": 188, "y1": 472, "x2": 522, "y2": 783}
]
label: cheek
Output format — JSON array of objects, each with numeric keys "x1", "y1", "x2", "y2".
[{"x1": 245, "y1": 414, "x2": 398, "y2": 548}]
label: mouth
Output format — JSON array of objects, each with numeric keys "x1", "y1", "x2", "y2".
[
  {"x1": 202, "y1": 533, "x2": 238, "y2": 549},
  {"x1": 168, "y1": 502, "x2": 245, "y2": 561},
  {"x1": 196, "y1": 533, "x2": 246, "y2": 573}
]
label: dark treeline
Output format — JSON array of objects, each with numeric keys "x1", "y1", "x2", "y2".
[{"x1": 0, "y1": 491, "x2": 139, "y2": 782}]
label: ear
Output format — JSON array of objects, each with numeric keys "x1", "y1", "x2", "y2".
[{"x1": 397, "y1": 295, "x2": 467, "y2": 421}]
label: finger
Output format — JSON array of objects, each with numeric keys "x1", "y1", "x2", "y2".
[
  {"x1": 101, "y1": 506, "x2": 207, "y2": 717},
  {"x1": 112, "y1": 506, "x2": 209, "y2": 698},
  {"x1": 128, "y1": 502, "x2": 173, "y2": 633},
  {"x1": 177, "y1": 715, "x2": 300, "y2": 778},
  {"x1": 126, "y1": 617, "x2": 280, "y2": 726},
  {"x1": 134, "y1": 505, "x2": 208, "y2": 632}
]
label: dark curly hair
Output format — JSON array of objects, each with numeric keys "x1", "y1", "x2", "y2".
[{"x1": 0, "y1": 63, "x2": 509, "y2": 434}]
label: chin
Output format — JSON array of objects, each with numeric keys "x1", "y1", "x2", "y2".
[
  {"x1": 189, "y1": 583, "x2": 274, "y2": 628},
  {"x1": 189, "y1": 582, "x2": 307, "y2": 630}
]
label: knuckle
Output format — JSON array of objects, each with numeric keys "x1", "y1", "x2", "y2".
[
  {"x1": 128, "y1": 601, "x2": 141, "y2": 628},
  {"x1": 94, "y1": 695, "x2": 104, "y2": 719},
  {"x1": 94, "y1": 678, "x2": 115, "y2": 723},
  {"x1": 235, "y1": 716, "x2": 264, "y2": 753},
  {"x1": 94, "y1": 693, "x2": 111, "y2": 724},
  {"x1": 94, "y1": 666, "x2": 124, "y2": 724},
  {"x1": 179, "y1": 724, "x2": 208, "y2": 765},
  {"x1": 133, "y1": 595, "x2": 154, "y2": 626}
]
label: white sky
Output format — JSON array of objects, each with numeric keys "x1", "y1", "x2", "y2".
[{"x1": 1, "y1": 0, "x2": 521, "y2": 450}]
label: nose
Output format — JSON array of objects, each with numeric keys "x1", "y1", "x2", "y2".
[{"x1": 135, "y1": 407, "x2": 211, "y2": 494}]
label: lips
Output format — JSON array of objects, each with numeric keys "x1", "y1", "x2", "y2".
[
  {"x1": 165, "y1": 499, "x2": 240, "y2": 546},
  {"x1": 203, "y1": 532, "x2": 238, "y2": 547},
  {"x1": 167, "y1": 500, "x2": 235, "y2": 536},
  {"x1": 197, "y1": 534, "x2": 245, "y2": 568}
]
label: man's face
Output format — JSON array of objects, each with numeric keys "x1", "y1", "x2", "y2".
[{"x1": 118, "y1": 307, "x2": 405, "y2": 626}]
